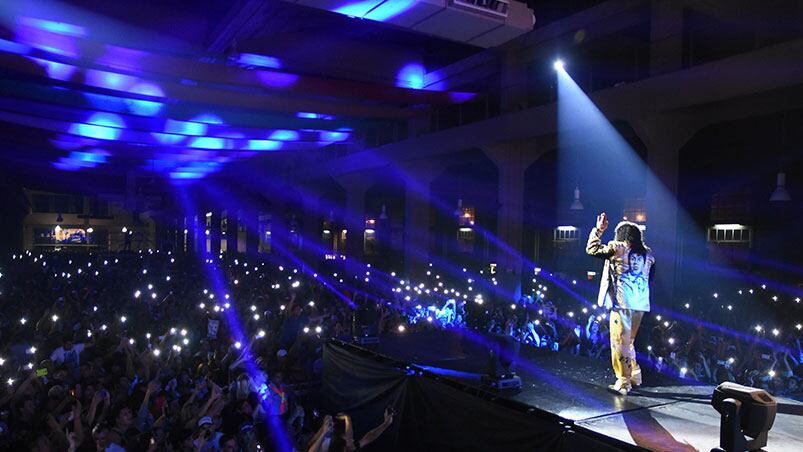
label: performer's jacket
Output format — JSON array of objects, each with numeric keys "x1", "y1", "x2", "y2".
[{"x1": 586, "y1": 227, "x2": 655, "y2": 312}]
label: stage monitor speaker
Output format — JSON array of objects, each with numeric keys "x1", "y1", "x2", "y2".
[{"x1": 711, "y1": 382, "x2": 776, "y2": 452}]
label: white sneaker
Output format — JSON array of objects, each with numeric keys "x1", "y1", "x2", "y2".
[{"x1": 608, "y1": 383, "x2": 629, "y2": 396}]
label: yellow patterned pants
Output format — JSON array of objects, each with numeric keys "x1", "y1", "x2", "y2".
[{"x1": 609, "y1": 309, "x2": 644, "y2": 390}]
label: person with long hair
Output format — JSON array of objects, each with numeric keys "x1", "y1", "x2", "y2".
[{"x1": 587, "y1": 212, "x2": 655, "y2": 395}]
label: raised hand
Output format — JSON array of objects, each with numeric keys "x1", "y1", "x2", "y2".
[{"x1": 596, "y1": 212, "x2": 608, "y2": 232}]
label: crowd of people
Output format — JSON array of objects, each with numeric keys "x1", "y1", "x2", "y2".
[
  {"x1": 0, "y1": 250, "x2": 399, "y2": 451},
  {"x1": 0, "y1": 248, "x2": 800, "y2": 450},
  {"x1": 383, "y1": 264, "x2": 802, "y2": 398}
]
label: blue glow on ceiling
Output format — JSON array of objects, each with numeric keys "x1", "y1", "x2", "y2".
[
  {"x1": 125, "y1": 82, "x2": 165, "y2": 116},
  {"x1": 151, "y1": 132, "x2": 185, "y2": 145},
  {"x1": 53, "y1": 150, "x2": 109, "y2": 171},
  {"x1": 83, "y1": 92, "x2": 127, "y2": 110},
  {"x1": 256, "y1": 71, "x2": 298, "y2": 88},
  {"x1": 396, "y1": 63, "x2": 425, "y2": 89},
  {"x1": 246, "y1": 140, "x2": 283, "y2": 151},
  {"x1": 71, "y1": 150, "x2": 107, "y2": 163},
  {"x1": 0, "y1": 13, "x2": 378, "y2": 183},
  {"x1": 85, "y1": 69, "x2": 136, "y2": 91},
  {"x1": 268, "y1": 130, "x2": 300, "y2": 141},
  {"x1": 29, "y1": 57, "x2": 76, "y2": 81},
  {"x1": 95, "y1": 44, "x2": 147, "y2": 66},
  {"x1": 333, "y1": 1, "x2": 382, "y2": 17},
  {"x1": 164, "y1": 119, "x2": 207, "y2": 136},
  {"x1": 362, "y1": 0, "x2": 418, "y2": 21},
  {"x1": 170, "y1": 171, "x2": 206, "y2": 180},
  {"x1": 296, "y1": 112, "x2": 335, "y2": 120},
  {"x1": 69, "y1": 112, "x2": 124, "y2": 140},
  {"x1": 17, "y1": 17, "x2": 87, "y2": 38},
  {"x1": 192, "y1": 113, "x2": 224, "y2": 125},
  {"x1": 169, "y1": 161, "x2": 223, "y2": 181},
  {"x1": 188, "y1": 137, "x2": 226, "y2": 150},
  {"x1": 330, "y1": 1, "x2": 416, "y2": 22},
  {"x1": 154, "y1": 114, "x2": 229, "y2": 146},
  {"x1": 238, "y1": 53, "x2": 282, "y2": 69},
  {"x1": 15, "y1": 23, "x2": 78, "y2": 58},
  {"x1": 449, "y1": 91, "x2": 477, "y2": 102},
  {"x1": 319, "y1": 129, "x2": 350, "y2": 142}
]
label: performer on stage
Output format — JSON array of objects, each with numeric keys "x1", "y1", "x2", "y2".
[{"x1": 586, "y1": 212, "x2": 655, "y2": 395}]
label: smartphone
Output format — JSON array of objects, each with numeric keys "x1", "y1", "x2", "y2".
[{"x1": 36, "y1": 368, "x2": 49, "y2": 377}]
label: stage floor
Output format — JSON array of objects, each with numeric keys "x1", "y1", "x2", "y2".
[{"x1": 368, "y1": 330, "x2": 803, "y2": 452}]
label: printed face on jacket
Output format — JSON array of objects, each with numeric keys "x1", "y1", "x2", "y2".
[{"x1": 628, "y1": 253, "x2": 645, "y2": 275}]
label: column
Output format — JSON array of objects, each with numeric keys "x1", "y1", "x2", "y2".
[
  {"x1": 227, "y1": 208, "x2": 240, "y2": 255},
  {"x1": 245, "y1": 209, "x2": 260, "y2": 256},
  {"x1": 334, "y1": 173, "x2": 378, "y2": 262},
  {"x1": 196, "y1": 212, "x2": 205, "y2": 253},
  {"x1": 632, "y1": 115, "x2": 702, "y2": 306},
  {"x1": 484, "y1": 141, "x2": 544, "y2": 300},
  {"x1": 301, "y1": 196, "x2": 322, "y2": 263},
  {"x1": 209, "y1": 210, "x2": 221, "y2": 255},
  {"x1": 399, "y1": 160, "x2": 444, "y2": 279}
]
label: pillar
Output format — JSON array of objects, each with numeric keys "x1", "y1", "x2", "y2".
[
  {"x1": 245, "y1": 209, "x2": 260, "y2": 256},
  {"x1": 226, "y1": 208, "x2": 240, "y2": 255},
  {"x1": 194, "y1": 214, "x2": 204, "y2": 253},
  {"x1": 209, "y1": 210, "x2": 221, "y2": 255},
  {"x1": 632, "y1": 115, "x2": 702, "y2": 305},
  {"x1": 484, "y1": 141, "x2": 544, "y2": 300},
  {"x1": 334, "y1": 173, "x2": 378, "y2": 262},
  {"x1": 301, "y1": 195, "x2": 322, "y2": 263},
  {"x1": 399, "y1": 160, "x2": 444, "y2": 278}
]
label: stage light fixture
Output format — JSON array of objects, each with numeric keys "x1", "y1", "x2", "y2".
[
  {"x1": 482, "y1": 334, "x2": 522, "y2": 390},
  {"x1": 553, "y1": 59, "x2": 565, "y2": 71},
  {"x1": 711, "y1": 382, "x2": 776, "y2": 452}
]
